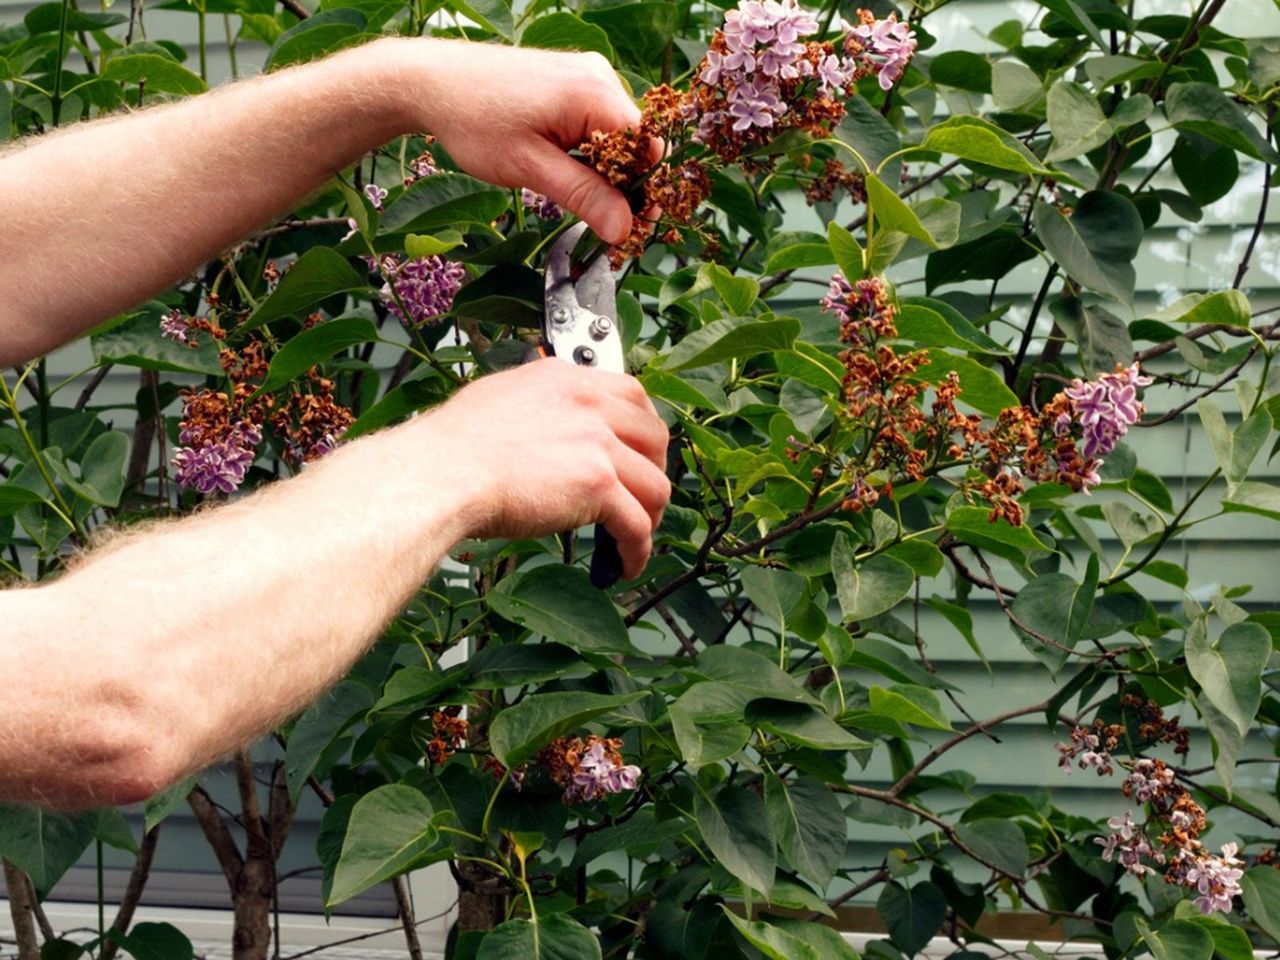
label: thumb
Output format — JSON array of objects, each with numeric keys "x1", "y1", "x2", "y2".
[{"x1": 528, "y1": 141, "x2": 634, "y2": 245}]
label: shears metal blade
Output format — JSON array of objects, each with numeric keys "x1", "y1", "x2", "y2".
[{"x1": 539, "y1": 222, "x2": 626, "y2": 589}]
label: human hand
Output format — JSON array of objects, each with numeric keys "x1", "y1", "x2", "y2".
[
  {"x1": 424, "y1": 360, "x2": 670, "y2": 580},
  {"x1": 376, "y1": 38, "x2": 643, "y2": 244}
]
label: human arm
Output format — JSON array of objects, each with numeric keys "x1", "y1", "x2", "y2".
[
  {"x1": 0, "y1": 360, "x2": 669, "y2": 810},
  {"x1": 0, "y1": 37, "x2": 640, "y2": 366}
]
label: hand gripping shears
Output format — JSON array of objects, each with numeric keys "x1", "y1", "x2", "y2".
[{"x1": 537, "y1": 222, "x2": 626, "y2": 589}]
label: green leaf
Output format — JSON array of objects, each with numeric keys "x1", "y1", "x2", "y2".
[
  {"x1": 266, "y1": 10, "x2": 367, "y2": 70},
  {"x1": 62, "y1": 431, "x2": 128, "y2": 507},
  {"x1": 1045, "y1": 82, "x2": 1151, "y2": 163},
  {"x1": 770, "y1": 919, "x2": 860, "y2": 959},
  {"x1": 878, "y1": 881, "x2": 947, "y2": 956},
  {"x1": 669, "y1": 688, "x2": 752, "y2": 768},
  {"x1": 581, "y1": 2, "x2": 676, "y2": 71},
  {"x1": 465, "y1": 643, "x2": 588, "y2": 688},
  {"x1": 476, "y1": 914, "x2": 601, "y2": 960},
  {"x1": 520, "y1": 11, "x2": 614, "y2": 59},
  {"x1": 1177, "y1": 912, "x2": 1256, "y2": 960},
  {"x1": 747, "y1": 699, "x2": 869, "y2": 750},
  {"x1": 868, "y1": 684, "x2": 953, "y2": 731},
  {"x1": 927, "y1": 596, "x2": 987, "y2": 667},
  {"x1": 0, "y1": 806, "x2": 97, "y2": 897},
  {"x1": 381, "y1": 173, "x2": 509, "y2": 235},
  {"x1": 1145, "y1": 290, "x2": 1252, "y2": 329},
  {"x1": 143, "y1": 778, "x2": 195, "y2": 833},
  {"x1": 695, "y1": 784, "x2": 776, "y2": 897},
  {"x1": 764, "y1": 774, "x2": 845, "y2": 888},
  {"x1": 102, "y1": 53, "x2": 207, "y2": 95},
  {"x1": 930, "y1": 50, "x2": 991, "y2": 92},
  {"x1": 918, "y1": 116, "x2": 1053, "y2": 176},
  {"x1": 886, "y1": 540, "x2": 945, "y2": 577},
  {"x1": 1165, "y1": 82, "x2": 1280, "y2": 165},
  {"x1": 738, "y1": 565, "x2": 805, "y2": 626},
  {"x1": 242, "y1": 248, "x2": 369, "y2": 332},
  {"x1": 91, "y1": 310, "x2": 223, "y2": 375},
  {"x1": 704, "y1": 263, "x2": 759, "y2": 315},
  {"x1": 692, "y1": 645, "x2": 818, "y2": 703},
  {"x1": 1240, "y1": 866, "x2": 1280, "y2": 942},
  {"x1": 254, "y1": 317, "x2": 378, "y2": 396},
  {"x1": 1185, "y1": 620, "x2": 1270, "y2": 737},
  {"x1": 110, "y1": 923, "x2": 194, "y2": 960},
  {"x1": 570, "y1": 809, "x2": 689, "y2": 866},
  {"x1": 896, "y1": 301, "x2": 1007, "y2": 355},
  {"x1": 286, "y1": 678, "x2": 376, "y2": 802},
  {"x1": 327, "y1": 784, "x2": 441, "y2": 906},
  {"x1": 866, "y1": 174, "x2": 935, "y2": 247},
  {"x1": 1138, "y1": 917, "x2": 1214, "y2": 960},
  {"x1": 487, "y1": 564, "x2": 634, "y2": 655},
  {"x1": 444, "y1": 0, "x2": 513, "y2": 38},
  {"x1": 24, "y1": 3, "x2": 126, "y2": 32},
  {"x1": 1009, "y1": 572, "x2": 1091, "y2": 663},
  {"x1": 1034, "y1": 191, "x2": 1143, "y2": 303},
  {"x1": 1195, "y1": 690, "x2": 1246, "y2": 794},
  {"x1": 910, "y1": 351, "x2": 1019, "y2": 417},
  {"x1": 708, "y1": 171, "x2": 769, "y2": 244},
  {"x1": 832, "y1": 537, "x2": 914, "y2": 623},
  {"x1": 953, "y1": 819, "x2": 1029, "y2": 876},
  {"x1": 1171, "y1": 133, "x2": 1239, "y2": 206},
  {"x1": 405, "y1": 230, "x2": 464, "y2": 257},
  {"x1": 661, "y1": 315, "x2": 800, "y2": 371},
  {"x1": 1050, "y1": 297, "x2": 1134, "y2": 377},
  {"x1": 344, "y1": 375, "x2": 450, "y2": 439},
  {"x1": 1197, "y1": 398, "x2": 1271, "y2": 486},
  {"x1": 721, "y1": 912, "x2": 820, "y2": 960},
  {"x1": 764, "y1": 242, "x2": 835, "y2": 273},
  {"x1": 489, "y1": 690, "x2": 647, "y2": 767},
  {"x1": 827, "y1": 222, "x2": 864, "y2": 282},
  {"x1": 1223, "y1": 481, "x2": 1280, "y2": 522}
]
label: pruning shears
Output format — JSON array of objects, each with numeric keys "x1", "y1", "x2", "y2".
[{"x1": 533, "y1": 222, "x2": 626, "y2": 590}]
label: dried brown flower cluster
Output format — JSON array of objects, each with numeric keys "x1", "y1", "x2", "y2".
[
  {"x1": 818, "y1": 274, "x2": 1148, "y2": 525},
  {"x1": 426, "y1": 706, "x2": 469, "y2": 765},
  {"x1": 800, "y1": 157, "x2": 867, "y2": 205},
  {"x1": 577, "y1": 5, "x2": 894, "y2": 264}
]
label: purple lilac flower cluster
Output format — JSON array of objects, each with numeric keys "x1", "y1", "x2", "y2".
[
  {"x1": 563, "y1": 740, "x2": 642, "y2": 803},
  {"x1": 160, "y1": 308, "x2": 193, "y2": 344},
  {"x1": 1060, "y1": 362, "x2": 1154, "y2": 459},
  {"x1": 699, "y1": 0, "x2": 837, "y2": 134},
  {"x1": 172, "y1": 423, "x2": 261, "y2": 495},
  {"x1": 846, "y1": 12, "x2": 917, "y2": 91},
  {"x1": 1096, "y1": 812, "x2": 1164, "y2": 877},
  {"x1": 363, "y1": 183, "x2": 388, "y2": 210},
  {"x1": 374, "y1": 254, "x2": 467, "y2": 326},
  {"x1": 1056, "y1": 724, "x2": 1116, "y2": 776},
  {"x1": 1174, "y1": 843, "x2": 1246, "y2": 915},
  {"x1": 521, "y1": 187, "x2": 563, "y2": 222}
]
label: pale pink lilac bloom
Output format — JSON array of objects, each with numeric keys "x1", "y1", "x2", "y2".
[
  {"x1": 172, "y1": 423, "x2": 262, "y2": 496},
  {"x1": 847, "y1": 13, "x2": 918, "y2": 91},
  {"x1": 1064, "y1": 363, "x2": 1153, "y2": 460},
  {"x1": 1180, "y1": 843, "x2": 1245, "y2": 915},
  {"x1": 1096, "y1": 812, "x2": 1163, "y2": 877},
  {"x1": 1055, "y1": 725, "x2": 1113, "y2": 775},
  {"x1": 364, "y1": 183, "x2": 388, "y2": 210},
  {"x1": 521, "y1": 188, "x2": 563, "y2": 222},
  {"x1": 563, "y1": 741, "x2": 641, "y2": 803},
  {"x1": 160, "y1": 309, "x2": 192, "y2": 345},
  {"x1": 1123, "y1": 757, "x2": 1177, "y2": 808}
]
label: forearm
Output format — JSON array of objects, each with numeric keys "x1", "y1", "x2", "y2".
[
  {"x1": 0, "y1": 38, "x2": 417, "y2": 365},
  {"x1": 1, "y1": 411, "x2": 479, "y2": 809}
]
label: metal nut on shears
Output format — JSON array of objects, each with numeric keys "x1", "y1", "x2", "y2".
[
  {"x1": 588, "y1": 316, "x2": 613, "y2": 341},
  {"x1": 573, "y1": 346, "x2": 597, "y2": 366}
]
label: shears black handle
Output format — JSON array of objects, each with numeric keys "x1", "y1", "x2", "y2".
[{"x1": 521, "y1": 342, "x2": 623, "y2": 590}]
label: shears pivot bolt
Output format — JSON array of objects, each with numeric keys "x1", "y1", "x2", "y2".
[
  {"x1": 589, "y1": 316, "x2": 613, "y2": 341},
  {"x1": 573, "y1": 346, "x2": 597, "y2": 366}
]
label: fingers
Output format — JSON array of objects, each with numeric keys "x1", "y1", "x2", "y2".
[
  {"x1": 528, "y1": 140, "x2": 634, "y2": 244},
  {"x1": 597, "y1": 482, "x2": 658, "y2": 580},
  {"x1": 609, "y1": 439, "x2": 670, "y2": 529},
  {"x1": 596, "y1": 390, "x2": 669, "y2": 471}
]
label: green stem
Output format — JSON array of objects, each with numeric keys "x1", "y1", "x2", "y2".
[
  {"x1": 224, "y1": 13, "x2": 238, "y2": 79},
  {"x1": 0, "y1": 374, "x2": 80, "y2": 529},
  {"x1": 50, "y1": 0, "x2": 71, "y2": 126},
  {"x1": 1103, "y1": 467, "x2": 1220, "y2": 586}
]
